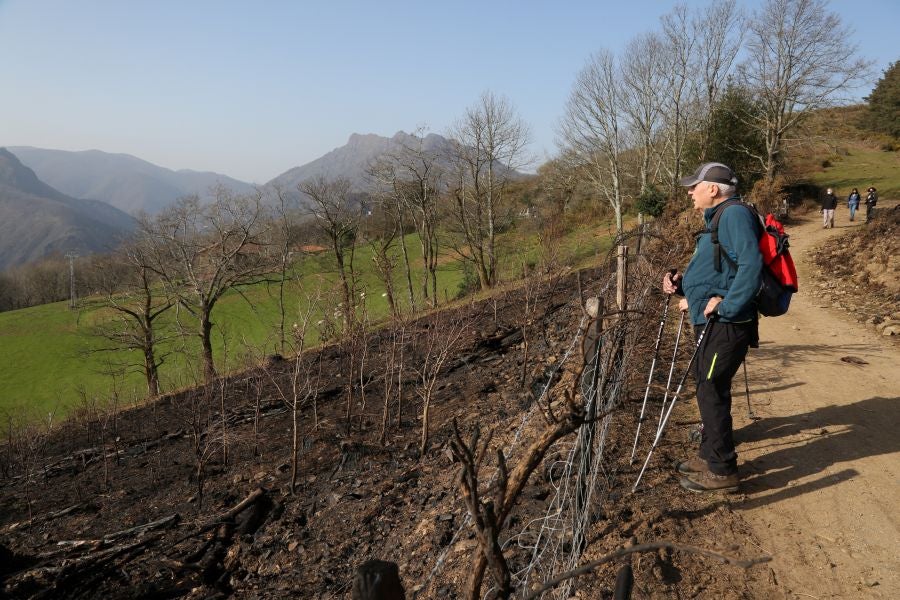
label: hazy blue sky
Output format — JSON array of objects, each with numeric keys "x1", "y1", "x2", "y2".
[{"x1": 1, "y1": 0, "x2": 897, "y2": 183}]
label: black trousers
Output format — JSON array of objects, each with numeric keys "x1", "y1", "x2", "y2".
[{"x1": 692, "y1": 321, "x2": 754, "y2": 475}]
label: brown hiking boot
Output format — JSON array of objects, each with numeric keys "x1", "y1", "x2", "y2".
[
  {"x1": 680, "y1": 469, "x2": 739, "y2": 493},
  {"x1": 675, "y1": 456, "x2": 707, "y2": 475}
]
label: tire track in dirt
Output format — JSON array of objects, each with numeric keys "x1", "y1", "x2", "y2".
[{"x1": 728, "y1": 205, "x2": 900, "y2": 599}]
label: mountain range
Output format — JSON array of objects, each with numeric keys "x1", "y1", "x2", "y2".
[
  {"x1": 0, "y1": 149, "x2": 136, "y2": 271},
  {"x1": 4, "y1": 131, "x2": 523, "y2": 270},
  {"x1": 8, "y1": 146, "x2": 257, "y2": 215}
]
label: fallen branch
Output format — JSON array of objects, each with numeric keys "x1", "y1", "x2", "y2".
[
  {"x1": 36, "y1": 514, "x2": 179, "y2": 560},
  {"x1": 522, "y1": 541, "x2": 772, "y2": 600},
  {"x1": 171, "y1": 487, "x2": 267, "y2": 546},
  {"x1": 4, "y1": 503, "x2": 83, "y2": 532}
]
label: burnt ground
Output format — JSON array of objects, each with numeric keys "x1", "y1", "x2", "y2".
[{"x1": 0, "y1": 254, "x2": 779, "y2": 599}]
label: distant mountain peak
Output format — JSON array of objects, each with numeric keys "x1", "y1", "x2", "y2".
[{"x1": 267, "y1": 130, "x2": 520, "y2": 194}]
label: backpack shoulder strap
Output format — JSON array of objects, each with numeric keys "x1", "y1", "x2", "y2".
[{"x1": 709, "y1": 198, "x2": 753, "y2": 272}]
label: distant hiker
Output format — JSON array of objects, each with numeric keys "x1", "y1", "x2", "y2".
[
  {"x1": 847, "y1": 188, "x2": 861, "y2": 222},
  {"x1": 821, "y1": 188, "x2": 838, "y2": 228},
  {"x1": 865, "y1": 187, "x2": 878, "y2": 223},
  {"x1": 662, "y1": 162, "x2": 762, "y2": 494}
]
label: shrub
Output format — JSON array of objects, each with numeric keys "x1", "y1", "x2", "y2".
[
  {"x1": 455, "y1": 261, "x2": 480, "y2": 299},
  {"x1": 748, "y1": 176, "x2": 790, "y2": 216},
  {"x1": 635, "y1": 185, "x2": 667, "y2": 218}
]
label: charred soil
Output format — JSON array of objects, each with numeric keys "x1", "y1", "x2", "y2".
[{"x1": 2, "y1": 244, "x2": 780, "y2": 599}]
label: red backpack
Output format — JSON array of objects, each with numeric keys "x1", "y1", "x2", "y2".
[{"x1": 709, "y1": 199, "x2": 799, "y2": 317}]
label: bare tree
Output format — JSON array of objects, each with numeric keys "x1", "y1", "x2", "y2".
[
  {"x1": 264, "y1": 295, "x2": 319, "y2": 494},
  {"x1": 89, "y1": 242, "x2": 174, "y2": 397},
  {"x1": 447, "y1": 92, "x2": 530, "y2": 288},
  {"x1": 298, "y1": 176, "x2": 361, "y2": 330},
  {"x1": 620, "y1": 32, "x2": 666, "y2": 195},
  {"x1": 414, "y1": 312, "x2": 467, "y2": 455},
  {"x1": 140, "y1": 189, "x2": 272, "y2": 383},
  {"x1": 740, "y1": 0, "x2": 871, "y2": 179},
  {"x1": 360, "y1": 200, "x2": 401, "y2": 319},
  {"x1": 269, "y1": 186, "x2": 304, "y2": 354},
  {"x1": 378, "y1": 319, "x2": 408, "y2": 445},
  {"x1": 560, "y1": 50, "x2": 627, "y2": 233},
  {"x1": 537, "y1": 150, "x2": 583, "y2": 216},
  {"x1": 399, "y1": 130, "x2": 443, "y2": 307},
  {"x1": 659, "y1": 4, "x2": 697, "y2": 194},
  {"x1": 367, "y1": 159, "x2": 416, "y2": 311},
  {"x1": 692, "y1": 0, "x2": 744, "y2": 161}
]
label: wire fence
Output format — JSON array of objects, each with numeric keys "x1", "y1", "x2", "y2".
[{"x1": 416, "y1": 227, "x2": 687, "y2": 599}]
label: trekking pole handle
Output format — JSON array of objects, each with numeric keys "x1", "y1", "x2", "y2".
[{"x1": 664, "y1": 268, "x2": 679, "y2": 296}]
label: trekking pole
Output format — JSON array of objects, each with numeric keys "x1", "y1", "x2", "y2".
[
  {"x1": 629, "y1": 289, "x2": 673, "y2": 464},
  {"x1": 743, "y1": 357, "x2": 758, "y2": 420},
  {"x1": 656, "y1": 308, "x2": 686, "y2": 438},
  {"x1": 633, "y1": 315, "x2": 715, "y2": 493}
]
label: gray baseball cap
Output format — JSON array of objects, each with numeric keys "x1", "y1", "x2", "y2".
[{"x1": 679, "y1": 162, "x2": 738, "y2": 187}]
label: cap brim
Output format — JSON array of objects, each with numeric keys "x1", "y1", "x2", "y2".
[{"x1": 679, "y1": 174, "x2": 701, "y2": 187}]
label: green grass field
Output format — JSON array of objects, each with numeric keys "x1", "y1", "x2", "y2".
[
  {"x1": 805, "y1": 146, "x2": 900, "y2": 199},
  {"x1": 0, "y1": 221, "x2": 616, "y2": 420},
  {"x1": 793, "y1": 105, "x2": 900, "y2": 200}
]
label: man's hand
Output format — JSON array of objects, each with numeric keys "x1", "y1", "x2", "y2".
[
  {"x1": 704, "y1": 296, "x2": 722, "y2": 318},
  {"x1": 678, "y1": 298, "x2": 688, "y2": 312},
  {"x1": 662, "y1": 271, "x2": 681, "y2": 295}
]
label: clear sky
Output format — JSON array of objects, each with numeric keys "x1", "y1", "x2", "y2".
[{"x1": 1, "y1": 0, "x2": 897, "y2": 183}]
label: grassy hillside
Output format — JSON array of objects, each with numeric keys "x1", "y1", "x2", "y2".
[
  {"x1": 0, "y1": 218, "x2": 616, "y2": 419},
  {"x1": 790, "y1": 105, "x2": 900, "y2": 199}
]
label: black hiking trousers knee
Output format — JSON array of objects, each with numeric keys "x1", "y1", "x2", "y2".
[{"x1": 692, "y1": 321, "x2": 754, "y2": 476}]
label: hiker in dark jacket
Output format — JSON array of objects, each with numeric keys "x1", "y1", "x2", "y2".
[
  {"x1": 822, "y1": 188, "x2": 838, "y2": 228},
  {"x1": 662, "y1": 162, "x2": 762, "y2": 493},
  {"x1": 865, "y1": 187, "x2": 878, "y2": 223},
  {"x1": 847, "y1": 188, "x2": 861, "y2": 222}
]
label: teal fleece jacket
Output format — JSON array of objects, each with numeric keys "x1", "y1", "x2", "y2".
[{"x1": 681, "y1": 200, "x2": 762, "y2": 325}]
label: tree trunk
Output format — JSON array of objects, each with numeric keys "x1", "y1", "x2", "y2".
[
  {"x1": 200, "y1": 310, "x2": 216, "y2": 383},
  {"x1": 396, "y1": 206, "x2": 415, "y2": 311},
  {"x1": 334, "y1": 247, "x2": 353, "y2": 331},
  {"x1": 144, "y1": 345, "x2": 160, "y2": 397},
  {"x1": 420, "y1": 392, "x2": 431, "y2": 455}
]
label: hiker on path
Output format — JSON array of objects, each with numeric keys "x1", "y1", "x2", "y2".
[
  {"x1": 822, "y1": 188, "x2": 838, "y2": 228},
  {"x1": 662, "y1": 162, "x2": 762, "y2": 494},
  {"x1": 865, "y1": 187, "x2": 878, "y2": 223},
  {"x1": 847, "y1": 188, "x2": 861, "y2": 222}
]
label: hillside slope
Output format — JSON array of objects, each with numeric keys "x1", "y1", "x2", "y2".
[
  {"x1": 0, "y1": 149, "x2": 135, "y2": 270},
  {"x1": 8, "y1": 146, "x2": 256, "y2": 215}
]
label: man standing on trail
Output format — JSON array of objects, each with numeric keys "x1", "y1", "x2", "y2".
[
  {"x1": 822, "y1": 188, "x2": 838, "y2": 228},
  {"x1": 662, "y1": 162, "x2": 762, "y2": 493},
  {"x1": 865, "y1": 187, "x2": 878, "y2": 223}
]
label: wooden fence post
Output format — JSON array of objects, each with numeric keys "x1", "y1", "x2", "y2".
[{"x1": 616, "y1": 245, "x2": 628, "y2": 314}]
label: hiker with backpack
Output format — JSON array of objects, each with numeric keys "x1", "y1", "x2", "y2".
[
  {"x1": 847, "y1": 188, "x2": 861, "y2": 222},
  {"x1": 865, "y1": 187, "x2": 878, "y2": 223},
  {"x1": 662, "y1": 162, "x2": 762, "y2": 494},
  {"x1": 822, "y1": 188, "x2": 838, "y2": 228}
]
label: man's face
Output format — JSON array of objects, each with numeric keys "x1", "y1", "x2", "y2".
[{"x1": 687, "y1": 181, "x2": 718, "y2": 210}]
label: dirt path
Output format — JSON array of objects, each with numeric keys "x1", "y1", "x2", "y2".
[{"x1": 729, "y1": 205, "x2": 900, "y2": 599}]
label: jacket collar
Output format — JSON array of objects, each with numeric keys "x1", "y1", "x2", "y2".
[{"x1": 703, "y1": 196, "x2": 742, "y2": 223}]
